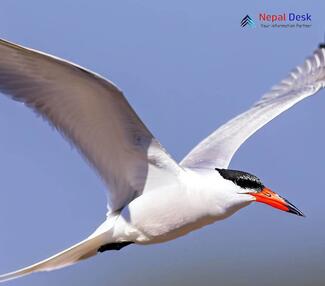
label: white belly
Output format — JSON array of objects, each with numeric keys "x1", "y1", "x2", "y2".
[
  {"x1": 114, "y1": 169, "x2": 252, "y2": 244},
  {"x1": 119, "y1": 189, "x2": 217, "y2": 244}
]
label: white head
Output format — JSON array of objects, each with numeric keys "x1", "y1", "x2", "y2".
[{"x1": 215, "y1": 168, "x2": 305, "y2": 217}]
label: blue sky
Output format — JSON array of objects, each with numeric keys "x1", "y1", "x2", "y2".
[{"x1": 0, "y1": 1, "x2": 324, "y2": 285}]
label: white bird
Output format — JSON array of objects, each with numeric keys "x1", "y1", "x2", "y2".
[{"x1": 0, "y1": 38, "x2": 324, "y2": 283}]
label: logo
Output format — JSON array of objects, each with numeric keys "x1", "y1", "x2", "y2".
[
  {"x1": 240, "y1": 12, "x2": 312, "y2": 29},
  {"x1": 240, "y1": 15, "x2": 255, "y2": 27},
  {"x1": 259, "y1": 13, "x2": 311, "y2": 22}
]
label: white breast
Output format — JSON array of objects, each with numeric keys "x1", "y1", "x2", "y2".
[{"x1": 115, "y1": 168, "x2": 252, "y2": 244}]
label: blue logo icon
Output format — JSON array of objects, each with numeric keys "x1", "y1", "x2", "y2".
[{"x1": 241, "y1": 15, "x2": 255, "y2": 27}]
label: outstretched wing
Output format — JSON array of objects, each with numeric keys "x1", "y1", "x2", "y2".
[
  {"x1": 0, "y1": 39, "x2": 181, "y2": 212},
  {"x1": 180, "y1": 45, "x2": 325, "y2": 169}
]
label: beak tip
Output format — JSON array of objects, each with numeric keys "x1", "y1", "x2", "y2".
[
  {"x1": 287, "y1": 207, "x2": 306, "y2": 218},
  {"x1": 282, "y1": 198, "x2": 305, "y2": 217}
]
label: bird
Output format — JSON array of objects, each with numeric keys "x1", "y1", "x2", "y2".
[{"x1": 0, "y1": 38, "x2": 323, "y2": 283}]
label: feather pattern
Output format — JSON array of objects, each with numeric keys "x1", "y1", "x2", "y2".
[
  {"x1": 180, "y1": 47, "x2": 325, "y2": 169},
  {"x1": 0, "y1": 39, "x2": 181, "y2": 212}
]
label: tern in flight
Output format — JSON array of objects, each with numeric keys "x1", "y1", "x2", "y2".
[{"x1": 0, "y1": 38, "x2": 324, "y2": 283}]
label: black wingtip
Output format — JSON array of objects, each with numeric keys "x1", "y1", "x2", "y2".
[
  {"x1": 319, "y1": 43, "x2": 325, "y2": 49},
  {"x1": 319, "y1": 33, "x2": 325, "y2": 49}
]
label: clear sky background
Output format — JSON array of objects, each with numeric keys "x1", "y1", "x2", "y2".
[{"x1": 0, "y1": 1, "x2": 324, "y2": 286}]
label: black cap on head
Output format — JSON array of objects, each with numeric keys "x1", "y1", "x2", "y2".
[{"x1": 215, "y1": 168, "x2": 264, "y2": 192}]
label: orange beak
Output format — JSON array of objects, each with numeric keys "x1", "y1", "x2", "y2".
[{"x1": 250, "y1": 187, "x2": 305, "y2": 217}]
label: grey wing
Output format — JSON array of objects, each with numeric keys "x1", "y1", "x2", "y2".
[
  {"x1": 0, "y1": 39, "x2": 181, "y2": 212},
  {"x1": 180, "y1": 46, "x2": 325, "y2": 169}
]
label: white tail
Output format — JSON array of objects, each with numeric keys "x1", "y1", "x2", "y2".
[{"x1": 0, "y1": 233, "x2": 106, "y2": 283}]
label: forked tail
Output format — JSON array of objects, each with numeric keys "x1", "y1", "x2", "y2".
[{"x1": 0, "y1": 232, "x2": 107, "y2": 283}]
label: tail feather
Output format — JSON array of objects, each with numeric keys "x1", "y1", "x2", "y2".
[{"x1": 0, "y1": 233, "x2": 106, "y2": 283}]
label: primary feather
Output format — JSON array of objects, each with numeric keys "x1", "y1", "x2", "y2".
[
  {"x1": 0, "y1": 39, "x2": 181, "y2": 212},
  {"x1": 180, "y1": 47, "x2": 325, "y2": 169}
]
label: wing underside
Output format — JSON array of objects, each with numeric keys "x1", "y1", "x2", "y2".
[
  {"x1": 0, "y1": 39, "x2": 181, "y2": 211},
  {"x1": 181, "y1": 46, "x2": 325, "y2": 169}
]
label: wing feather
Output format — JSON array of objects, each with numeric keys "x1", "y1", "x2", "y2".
[
  {"x1": 181, "y1": 45, "x2": 325, "y2": 169},
  {"x1": 0, "y1": 39, "x2": 181, "y2": 211}
]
